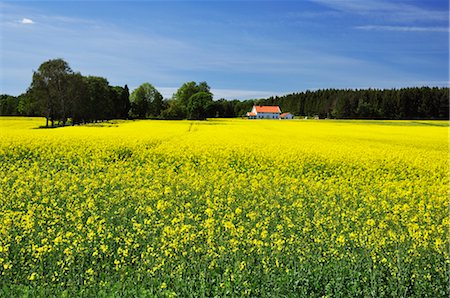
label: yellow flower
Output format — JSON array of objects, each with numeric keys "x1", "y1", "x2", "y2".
[
  {"x1": 28, "y1": 272, "x2": 37, "y2": 281},
  {"x1": 0, "y1": 117, "x2": 447, "y2": 293},
  {"x1": 336, "y1": 235, "x2": 345, "y2": 246}
]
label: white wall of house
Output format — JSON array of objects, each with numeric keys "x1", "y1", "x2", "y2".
[{"x1": 257, "y1": 112, "x2": 280, "y2": 119}]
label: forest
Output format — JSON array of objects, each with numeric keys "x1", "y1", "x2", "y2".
[
  {"x1": 260, "y1": 87, "x2": 449, "y2": 120},
  {"x1": 1, "y1": 58, "x2": 448, "y2": 125}
]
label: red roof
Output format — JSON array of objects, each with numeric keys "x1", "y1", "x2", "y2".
[
  {"x1": 254, "y1": 106, "x2": 281, "y2": 113},
  {"x1": 246, "y1": 112, "x2": 256, "y2": 116},
  {"x1": 280, "y1": 112, "x2": 291, "y2": 117}
]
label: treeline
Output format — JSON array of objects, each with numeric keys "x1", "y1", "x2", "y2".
[
  {"x1": 0, "y1": 58, "x2": 255, "y2": 126},
  {"x1": 1, "y1": 59, "x2": 448, "y2": 123},
  {"x1": 260, "y1": 87, "x2": 449, "y2": 119},
  {"x1": 1, "y1": 59, "x2": 131, "y2": 127}
]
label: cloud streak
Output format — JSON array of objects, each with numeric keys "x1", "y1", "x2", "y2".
[
  {"x1": 158, "y1": 87, "x2": 280, "y2": 100},
  {"x1": 1, "y1": 2, "x2": 448, "y2": 98},
  {"x1": 356, "y1": 25, "x2": 449, "y2": 33},
  {"x1": 309, "y1": 0, "x2": 448, "y2": 22}
]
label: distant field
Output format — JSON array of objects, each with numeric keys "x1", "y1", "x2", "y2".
[{"x1": 0, "y1": 117, "x2": 448, "y2": 297}]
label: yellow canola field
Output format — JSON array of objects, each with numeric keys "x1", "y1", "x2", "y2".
[{"x1": 0, "y1": 117, "x2": 448, "y2": 297}]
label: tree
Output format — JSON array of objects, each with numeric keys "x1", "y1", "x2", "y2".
[
  {"x1": 380, "y1": 90, "x2": 397, "y2": 119},
  {"x1": 160, "y1": 99, "x2": 184, "y2": 119},
  {"x1": 0, "y1": 94, "x2": 19, "y2": 115},
  {"x1": 83, "y1": 76, "x2": 112, "y2": 122},
  {"x1": 171, "y1": 81, "x2": 212, "y2": 118},
  {"x1": 187, "y1": 91, "x2": 213, "y2": 120},
  {"x1": 356, "y1": 98, "x2": 375, "y2": 118},
  {"x1": 69, "y1": 73, "x2": 88, "y2": 124},
  {"x1": 151, "y1": 87, "x2": 164, "y2": 117},
  {"x1": 130, "y1": 83, "x2": 163, "y2": 118},
  {"x1": 122, "y1": 85, "x2": 131, "y2": 118},
  {"x1": 17, "y1": 91, "x2": 37, "y2": 116},
  {"x1": 111, "y1": 85, "x2": 131, "y2": 119},
  {"x1": 28, "y1": 58, "x2": 74, "y2": 127}
]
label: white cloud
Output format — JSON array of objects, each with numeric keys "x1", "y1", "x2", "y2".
[
  {"x1": 157, "y1": 87, "x2": 279, "y2": 100},
  {"x1": 309, "y1": 0, "x2": 447, "y2": 22},
  {"x1": 356, "y1": 25, "x2": 449, "y2": 33},
  {"x1": 21, "y1": 18, "x2": 34, "y2": 24},
  {"x1": 157, "y1": 87, "x2": 178, "y2": 99},
  {"x1": 211, "y1": 88, "x2": 280, "y2": 100},
  {"x1": 2, "y1": 2, "x2": 447, "y2": 97}
]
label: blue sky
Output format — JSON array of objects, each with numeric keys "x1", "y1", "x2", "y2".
[{"x1": 1, "y1": 0, "x2": 448, "y2": 99}]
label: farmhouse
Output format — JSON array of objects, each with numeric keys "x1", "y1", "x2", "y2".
[
  {"x1": 246, "y1": 105, "x2": 281, "y2": 119},
  {"x1": 280, "y1": 112, "x2": 294, "y2": 119}
]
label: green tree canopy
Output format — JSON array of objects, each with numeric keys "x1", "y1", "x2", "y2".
[
  {"x1": 110, "y1": 85, "x2": 130, "y2": 119},
  {"x1": 130, "y1": 83, "x2": 163, "y2": 118},
  {"x1": 82, "y1": 76, "x2": 111, "y2": 122},
  {"x1": 28, "y1": 58, "x2": 75, "y2": 127},
  {"x1": 187, "y1": 91, "x2": 213, "y2": 120},
  {"x1": 172, "y1": 81, "x2": 212, "y2": 118},
  {"x1": 0, "y1": 94, "x2": 19, "y2": 115},
  {"x1": 17, "y1": 58, "x2": 132, "y2": 125}
]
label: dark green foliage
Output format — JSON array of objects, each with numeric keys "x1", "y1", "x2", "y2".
[
  {"x1": 28, "y1": 58, "x2": 75, "y2": 127},
  {"x1": 82, "y1": 76, "x2": 113, "y2": 122},
  {"x1": 17, "y1": 91, "x2": 40, "y2": 116},
  {"x1": 12, "y1": 59, "x2": 132, "y2": 126},
  {"x1": 187, "y1": 91, "x2": 213, "y2": 120},
  {"x1": 160, "y1": 86, "x2": 446, "y2": 120},
  {"x1": 3, "y1": 58, "x2": 448, "y2": 121},
  {"x1": 260, "y1": 87, "x2": 449, "y2": 119},
  {"x1": 210, "y1": 99, "x2": 236, "y2": 117},
  {"x1": 66, "y1": 72, "x2": 86, "y2": 124},
  {"x1": 111, "y1": 85, "x2": 131, "y2": 119},
  {"x1": 129, "y1": 83, "x2": 163, "y2": 118},
  {"x1": 0, "y1": 94, "x2": 19, "y2": 115},
  {"x1": 170, "y1": 81, "x2": 213, "y2": 119},
  {"x1": 160, "y1": 100, "x2": 185, "y2": 119}
]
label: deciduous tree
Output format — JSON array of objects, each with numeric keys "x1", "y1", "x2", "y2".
[
  {"x1": 130, "y1": 83, "x2": 163, "y2": 118},
  {"x1": 28, "y1": 58, "x2": 74, "y2": 127},
  {"x1": 187, "y1": 91, "x2": 213, "y2": 120}
]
